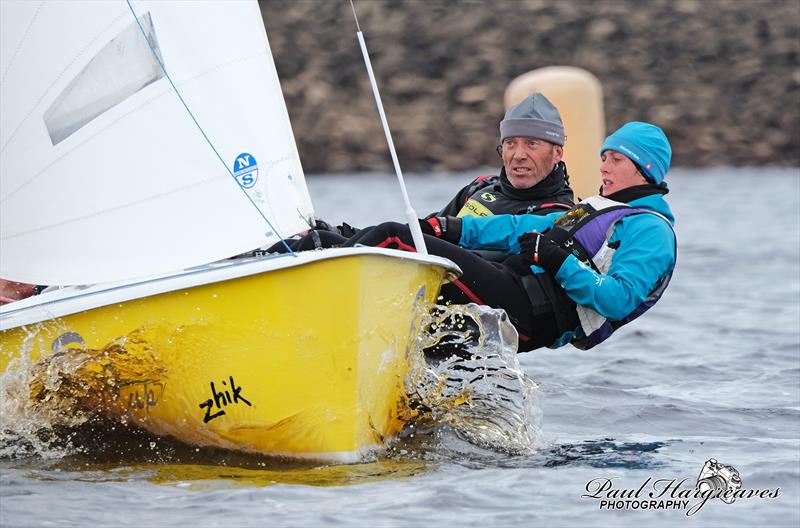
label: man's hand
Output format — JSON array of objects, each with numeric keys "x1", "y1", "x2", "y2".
[
  {"x1": 419, "y1": 216, "x2": 461, "y2": 244},
  {"x1": 313, "y1": 218, "x2": 335, "y2": 232},
  {"x1": 518, "y1": 232, "x2": 570, "y2": 275}
]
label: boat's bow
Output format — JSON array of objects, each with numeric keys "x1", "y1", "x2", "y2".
[{"x1": 0, "y1": 248, "x2": 460, "y2": 461}]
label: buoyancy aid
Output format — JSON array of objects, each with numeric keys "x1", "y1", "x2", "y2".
[
  {"x1": 451, "y1": 162, "x2": 574, "y2": 218},
  {"x1": 521, "y1": 195, "x2": 676, "y2": 350}
]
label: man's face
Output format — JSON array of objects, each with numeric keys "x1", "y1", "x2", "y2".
[
  {"x1": 501, "y1": 137, "x2": 563, "y2": 189},
  {"x1": 599, "y1": 150, "x2": 649, "y2": 196}
]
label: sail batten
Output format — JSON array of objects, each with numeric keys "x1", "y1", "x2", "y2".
[{"x1": 0, "y1": 0, "x2": 314, "y2": 285}]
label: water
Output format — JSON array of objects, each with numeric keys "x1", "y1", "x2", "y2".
[
  {"x1": 1, "y1": 168, "x2": 799, "y2": 526},
  {"x1": 411, "y1": 304, "x2": 544, "y2": 455}
]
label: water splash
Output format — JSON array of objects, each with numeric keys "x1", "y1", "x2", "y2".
[
  {"x1": 405, "y1": 303, "x2": 544, "y2": 456},
  {"x1": 0, "y1": 328, "x2": 165, "y2": 460},
  {"x1": 0, "y1": 329, "x2": 85, "y2": 459}
]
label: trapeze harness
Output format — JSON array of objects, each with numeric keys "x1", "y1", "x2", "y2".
[
  {"x1": 454, "y1": 174, "x2": 573, "y2": 218},
  {"x1": 517, "y1": 195, "x2": 676, "y2": 350},
  {"x1": 445, "y1": 163, "x2": 574, "y2": 219}
]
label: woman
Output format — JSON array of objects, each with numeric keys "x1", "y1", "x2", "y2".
[{"x1": 342, "y1": 121, "x2": 676, "y2": 352}]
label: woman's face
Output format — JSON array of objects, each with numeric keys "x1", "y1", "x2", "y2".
[{"x1": 599, "y1": 150, "x2": 648, "y2": 196}]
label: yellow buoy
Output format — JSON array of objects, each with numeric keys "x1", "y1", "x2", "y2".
[{"x1": 505, "y1": 67, "x2": 605, "y2": 201}]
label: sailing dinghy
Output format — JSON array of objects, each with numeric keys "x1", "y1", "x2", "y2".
[{"x1": 0, "y1": 1, "x2": 458, "y2": 461}]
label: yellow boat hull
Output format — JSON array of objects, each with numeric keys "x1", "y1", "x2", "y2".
[{"x1": 0, "y1": 250, "x2": 455, "y2": 461}]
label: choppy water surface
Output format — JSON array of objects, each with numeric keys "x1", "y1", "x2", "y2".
[{"x1": 1, "y1": 168, "x2": 798, "y2": 527}]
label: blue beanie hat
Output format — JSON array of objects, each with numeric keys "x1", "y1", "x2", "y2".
[{"x1": 601, "y1": 121, "x2": 672, "y2": 184}]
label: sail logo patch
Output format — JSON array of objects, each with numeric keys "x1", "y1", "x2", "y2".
[{"x1": 233, "y1": 152, "x2": 258, "y2": 189}]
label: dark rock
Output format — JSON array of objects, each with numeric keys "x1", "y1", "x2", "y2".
[{"x1": 259, "y1": 0, "x2": 800, "y2": 172}]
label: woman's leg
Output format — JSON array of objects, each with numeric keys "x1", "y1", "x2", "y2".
[{"x1": 344, "y1": 222, "x2": 558, "y2": 350}]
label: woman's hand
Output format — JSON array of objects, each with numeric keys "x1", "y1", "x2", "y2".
[{"x1": 517, "y1": 232, "x2": 570, "y2": 275}]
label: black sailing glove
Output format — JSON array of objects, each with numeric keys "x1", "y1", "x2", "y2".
[
  {"x1": 313, "y1": 218, "x2": 335, "y2": 232},
  {"x1": 518, "y1": 231, "x2": 570, "y2": 275},
  {"x1": 419, "y1": 216, "x2": 461, "y2": 244}
]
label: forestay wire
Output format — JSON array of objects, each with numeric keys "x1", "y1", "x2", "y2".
[
  {"x1": 125, "y1": 0, "x2": 295, "y2": 256},
  {"x1": 348, "y1": 0, "x2": 429, "y2": 255}
]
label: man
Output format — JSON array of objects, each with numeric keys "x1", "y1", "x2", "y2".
[
  {"x1": 342, "y1": 121, "x2": 676, "y2": 352},
  {"x1": 431, "y1": 91, "x2": 573, "y2": 219},
  {"x1": 274, "y1": 91, "x2": 574, "y2": 253}
]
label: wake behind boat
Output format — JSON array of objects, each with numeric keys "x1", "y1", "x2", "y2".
[{"x1": 0, "y1": 1, "x2": 458, "y2": 461}]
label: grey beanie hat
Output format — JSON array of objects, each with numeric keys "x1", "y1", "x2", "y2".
[{"x1": 499, "y1": 92, "x2": 564, "y2": 145}]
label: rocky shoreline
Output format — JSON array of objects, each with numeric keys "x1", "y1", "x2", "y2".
[{"x1": 259, "y1": 0, "x2": 799, "y2": 173}]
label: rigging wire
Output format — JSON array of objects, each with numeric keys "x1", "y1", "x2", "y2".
[{"x1": 348, "y1": 0, "x2": 429, "y2": 255}]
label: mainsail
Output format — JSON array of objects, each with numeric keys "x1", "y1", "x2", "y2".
[{"x1": 0, "y1": 0, "x2": 314, "y2": 285}]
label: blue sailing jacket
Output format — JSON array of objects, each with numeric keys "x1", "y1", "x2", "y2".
[{"x1": 459, "y1": 193, "x2": 676, "y2": 326}]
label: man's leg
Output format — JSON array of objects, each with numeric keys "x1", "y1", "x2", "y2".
[{"x1": 343, "y1": 222, "x2": 558, "y2": 349}]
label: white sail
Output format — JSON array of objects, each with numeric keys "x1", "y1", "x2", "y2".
[{"x1": 0, "y1": 0, "x2": 314, "y2": 285}]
